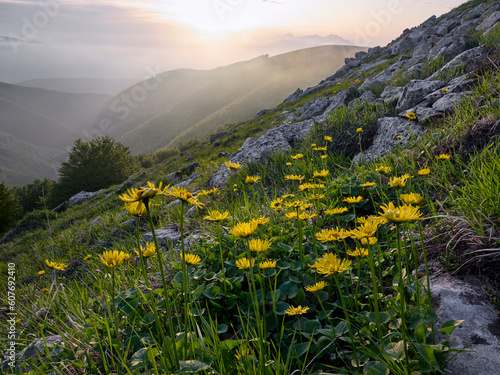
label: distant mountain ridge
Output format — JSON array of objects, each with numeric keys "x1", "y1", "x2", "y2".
[
  {"x1": 17, "y1": 77, "x2": 138, "y2": 96},
  {"x1": 94, "y1": 45, "x2": 367, "y2": 154}
]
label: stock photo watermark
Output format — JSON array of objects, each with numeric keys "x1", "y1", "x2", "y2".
[
  {"x1": 212, "y1": 0, "x2": 244, "y2": 21},
  {"x1": 7, "y1": 0, "x2": 61, "y2": 54},
  {"x1": 5, "y1": 263, "x2": 17, "y2": 370}
]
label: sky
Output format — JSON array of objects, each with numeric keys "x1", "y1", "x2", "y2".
[{"x1": 0, "y1": 0, "x2": 468, "y2": 83}]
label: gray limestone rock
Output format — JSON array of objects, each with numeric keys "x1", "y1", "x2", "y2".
[
  {"x1": 323, "y1": 90, "x2": 350, "y2": 116},
  {"x1": 349, "y1": 91, "x2": 377, "y2": 108},
  {"x1": 476, "y1": 11, "x2": 500, "y2": 32},
  {"x1": 68, "y1": 190, "x2": 103, "y2": 206},
  {"x1": 210, "y1": 131, "x2": 229, "y2": 144},
  {"x1": 117, "y1": 179, "x2": 134, "y2": 194},
  {"x1": 381, "y1": 86, "x2": 405, "y2": 103},
  {"x1": 432, "y1": 92, "x2": 471, "y2": 113},
  {"x1": 431, "y1": 274, "x2": 500, "y2": 375},
  {"x1": 396, "y1": 80, "x2": 445, "y2": 113},
  {"x1": 2, "y1": 335, "x2": 62, "y2": 372},
  {"x1": 429, "y1": 45, "x2": 489, "y2": 80},
  {"x1": 143, "y1": 227, "x2": 181, "y2": 248},
  {"x1": 90, "y1": 216, "x2": 102, "y2": 228},
  {"x1": 299, "y1": 97, "x2": 332, "y2": 119},
  {"x1": 352, "y1": 117, "x2": 423, "y2": 164},
  {"x1": 416, "y1": 106, "x2": 443, "y2": 123}
]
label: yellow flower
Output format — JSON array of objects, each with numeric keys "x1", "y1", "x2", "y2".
[
  {"x1": 197, "y1": 188, "x2": 219, "y2": 197},
  {"x1": 281, "y1": 194, "x2": 295, "y2": 200},
  {"x1": 286, "y1": 162, "x2": 292, "y2": 166},
  {"x1": 311, "y1": 255, "x2": 352, "y2": 276},
  {"x1": 125, "y1": 201, "x2": 148, "y2": 216},
  {"x1": 120, "y1": 181, "x2": 167, "y2": 203},
  {"x1": 305, "y1": 281, "x2": 328, "y2": 292},
  {"x1": 45, "y1": 259, "x2": 68, "y2": 271},
  {"x1": 361, "y1": 237, "x2": 378, "y2": 246},
  {"x1": 360, "y1": 182, "x2": 376, "y2": 188},
  {"x1": 442, "y1": 88, "x2": 448, "y2": 93},
  {"x1": 313, "y1": 170, "x2": 329, "y2": 179},
  {"x1": 388, "y1": 174, "x2": 410, "y2": 188},
  {"x1": 311, "y1": 143, "x2": 317, "y2": 147},
  {"x1": 418, "y1": 168, "x2": 430, "y2": 176},
  {"x1": 251, "y1": 216, "x2": 270, "y2": 226},
  {"x1": 375, "y1": 165, "x2": 391, "y2": 174},
  {"x1": 285, "y1": 211, "x2": 316, "y2": 220},
  {"x1": 249, "y1": 239, "x2": 271, "y2": 253},
  {"x1": 336, "y1": 82, "x2": 341, "y2": 85},
  {"x1": 347, "y1": 247, "x2": 369, "y2": 257},
  {"x1": 230, "y1": 221, "x2": 259, "y2": 238},
  {"x1": 236, "y1": 257, "x2": 255, "y2": 270},
  {"x1": 313, "y1": 146, "x2": 327, "y2": 151},
  {"x1": 285, "y1": 174, "x2": 305, "y2": 182},
  {"x1": 290, "y1": 153, "x2": 304, "y2": 160},
  {"x1": 324, "y1": 136, "x2": 332, "y2": 142},
  {"x1": 38, "y1": 270, "x2": 45, "y2": 275},
  {"x1": 99, "y1": 250, "x2": 129, "y2": 268},
  {"x1": 83, "y1": 254, "x2": 92, "y2": 261},
  {"x1": 397, "y1": 135, "x2": 403, "y2": 140},
  {"x1": 400, "y1": 193, "x2": 424, "y2": 205},
  {"x1": 436, "y1": 153, "x2": 451, "y2": 160},
  {"x1": 343, "y1": 196, "x2": 363, "y2": 204},
  {"x1": 167, "y1": 187, "x2": 204, "y2": 208},
  {"x1": 235, "y1": 347, "x2": 250, "y2": 360},
  {"x1": 270, "y1": 198, "x2": 283, "y2": 212},
  {"x1": 406, "y1": 112, "x2": 417, "y2": 120},
  {"x1": 42, "y1": 288, "x2": 49, "y2": 293},
  {"x1": 204, "y1": 209, "x2": 230, "y2": 221},
  {"x1": 285, "y1": 305, "x2": 310, "y2": 316},
  {"x1": 135, "y1": 243, "x2": 157, "y2": 258},
  {"x1": 356, "y1": 216, "x2": 369, "y2": 224},
  {"x1": 315, "y1": 227, "x2": 349, "y2": 243},
  {"x1": 299, "y1": 183, "x2": 324, "y2": 191},
  {"x1": 225, "y1": 161, "x2": 241, "y2": 170},
  {"x1": 350, "y1": 220, "x2": 380, "y2": 239},
  {"x1": 246, "y1": 176, "x2": 261, "y2": 184},
  {"x1": 182, "y1": 253, "x2": 201, "y2": 266},
  {"x1": 356, "y1": 127, "x2": 363, "y2": 133},
  {"x1": 325, "y1": 207, "x2": 349, "y2": 215},
  {"x1": 259, "y1": 260, "x2": 277, "y2": 270},
  {"x1": 285, "y1": 200, "x2": 306, "y2": 209},
  {"x1": 379, "y1": 202, "x2": 424, "y2": 224},
  {"x1": 321, "y1": 155, "x2": 327, "y2": 159}
]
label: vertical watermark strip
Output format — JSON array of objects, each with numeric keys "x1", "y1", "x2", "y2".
[{"x1": 6, "y1": 263, "x2": 17, "y2": 370}]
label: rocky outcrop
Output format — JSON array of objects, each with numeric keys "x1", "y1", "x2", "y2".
[
  {"x1": 2, "y1": 335, "x2": 62, "y2": 372},
  {"x1": 143, "y1": 226, "x2": 181, "y2": 249},
  {"x1": 210, "y1": 131, "x2": 229, "y2": 144},
  {"x1": 68, "y1": 190, "x2": 104, "y2": 206}
]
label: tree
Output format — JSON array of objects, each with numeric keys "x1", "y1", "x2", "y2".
[
  {"x1": 0, "y1": 183, "x2": 21, "y2": 235},
  {"x1": 50, "y1": 136, "x2": 140, "y2": 205},
  {"x1": 17, "y1": 178, "x2": 55, "y2": 213}
]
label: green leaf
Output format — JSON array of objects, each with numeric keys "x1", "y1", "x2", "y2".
[
  {"x1": 275, "y1": 301, "x2": 290, "y2": 315},
  {"x1": 175, "y1": 360, "x2": 210, "y2": 374},
  {"x1": 217, "y1": 324, "x2": 228, "y2": 334},
  {"x1": 279, "y1": 281, "x2": 298, "y2": 300},
  {"x1": 364, "y1": 361, "x2": 389, "y2": 375},
  {"x1": 294, "y1": 288, "x2": 306, "y2": 305},
  {"x1": 278, "y1": 243, "x2": 293, "y2": 252},
  {"x1": 414, "y1": 322, "x2": 427, "y2": 343},
  {"x1": 302, "y1": 319, "x2": 322, "y2": 337},
  {"x1": 439, "y1": 320, "x2": 464, "y2": 335},
  {"x1": 368, "y1": 312, "x2": 391, "y2": 325},
  {"x1": 173, "y1": 271, "x2": 184, "y2": 286},
  {"x1": 335, "y1": 321, "x2": 348, "y2": 335},
  {"x1": 414, "y1": 343, "x2": 442, "y2": 372},
  {"x1": 290, "y1": 342, "x2": 310, "y2": 358},
  {"x1": 130, "y1": 348, "x2": 148, "y2": 371}
]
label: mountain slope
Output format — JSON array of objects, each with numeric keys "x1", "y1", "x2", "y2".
[
  {"x1": 95, "y1": 45, "x2": 366, "y2": 153},
  {"x1": 17, "y1": 77, "x2": 138, "y2": 96}
]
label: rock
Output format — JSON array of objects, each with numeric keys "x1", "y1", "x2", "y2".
[
  {"x1": 431, "y1": 274, "x2": 500, "y2": 375},
  {"x1": 68, "y1": 190, "x2": 103, "y2": 206},
  {"x1": 173, "y1": 172, "x2": 200, "y2": 189},
  {"x1": 250, "y1": 109, "x2": 269, "y2": 119},
  {"x1": 182, "y1": 234, "x2": 201, "y2": 250},
  {"x1": 299, "y1": 97, "x2": 332, "y2": 119},
  {"x1": 217, "y1": 152, "x2": 230, "y2": 158},
  {"x1": 396, "y1": 79, "x2": 445, "y2": 113},
  {"x1": 283, "y1": 88, "x2": 303, "y2": 103},
  {"x1": 476, "y1": 11, "x2": 500, "y2": 32},
  {"x1": 432, "y1": 92, "x2": 471, "y2": 113},
  {"x1": 51, "y1": 201, "x2": 69, "y2": 213},
  {"x1": 185, "y1": 206, "x2": 198, "y2": 218},
  {"x1": 2, "y1": 335, "x2": 62, "y2": 372},
  {"x1": 429, "y1": 45, "x2": 489, "y2": 80},
  {"x1": 416, "y1": 106, "x2": 443, "y2": 123},
  {"x1": 185, "y1": 162, "x2": 200, "y2": 173},
  {"x1": 117, "y1": 180, "x2": 134, "y2": 194},
  {"x1": 210, "y1": 119, "x2": 316, "y2": 188},
  {"x1": 381, "y1": 86, "x2": 405, "y2": 103},
  {"x1": 323, "y1": 91, "x2": 350, "y2": 116},
  {"x1": 165, "y1": 171, "x2": 182, "y2": 183},
  {"x1": 352, "y1": 117, "x2": 423, "y2": 164},
  {"x1": 90, "y1": 216, "x2": 102, "y2": 228},
  {"x1": 143, "y1": 227, "x2": 181, "y2": 248},
  {"x1": 349, "y1": 91, "x2": 377, "y2": 107},
  {"x1": 210, "y1": 131, "x2": 229, "y2": 144}
]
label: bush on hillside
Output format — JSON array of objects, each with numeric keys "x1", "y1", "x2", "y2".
[{"x1": 0, "y1": 183, "x2": 22, "y2": 235}]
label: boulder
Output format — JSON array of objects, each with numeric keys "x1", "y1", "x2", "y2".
[
  {"x1": 210, "y1": 119, "x2": 316, "y2": 188},
  {"x1": 431, "y1": 274, "x2": 500, "y2": 375},
  {"x1": 299, "y1": 97, "x2": 332, "y2": 119},
  {"x1": 143, "y1": 227, "x2": 181, "y2": 248},
  {"x1": 210, "y1": 131, "x2": 229, "y2": 144},
  {"x1": 416, "y1": 106, "x2": 443, "y2": 123},
  {"x1": 381, "y1": 86, "x2": 405, "y2": 103},
  {"x1": 217, "y1": 152, "x2": 230, "y2": 158},
  {"x1": 396, "y1": 79, "x2": 445, "y2": 113},
  {"x1": 349, "y1": 91, "x2": 377, "y2": 108},
  {"x1": 432, "y1": 92, "x2": 471, "y2": 113},
  {"x1": 51, "y1": 200, "x2": 69, "y2": 213},
  {"x1": 117, "y1": 179, "x2": 134, "y2": 194},
  {"x1": 352, "y1": 117, "x2": 423, "y2": 164},
  {"x1": 429, "y1": 45, "x2": 489, "y2": 80},
  {"x1": 250, "y1": 109, "x2": 269, "y2": 120},
  {"x1": 68, "y1": 190, "x2": 103, "y2": 206},
  {"x1": 283, "y1": 88, "x2": 303, "y2": 103},
  {"x1": 475, "y1": 11, "x2": 500, "y2": 32},
  {"x1": 323, "y1": 90, "x2": 350, "y2": 116}
]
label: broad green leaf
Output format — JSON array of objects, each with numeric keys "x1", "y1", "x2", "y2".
[
  {"x1": 439, "y1": 320, "x2": 464, "y2": 335},
  {"x1": 364, "y1": 361, "x2": 389, "y2": 375},
  {"x1": 279, "y1": 281, "x2": 298, "y2": 300},
  {"x1": 290, "y1": 342, "x2": 310, "y2": 358},
  {"x1": 130, "y1": 348, "x2": 148, "y2": 371}
]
